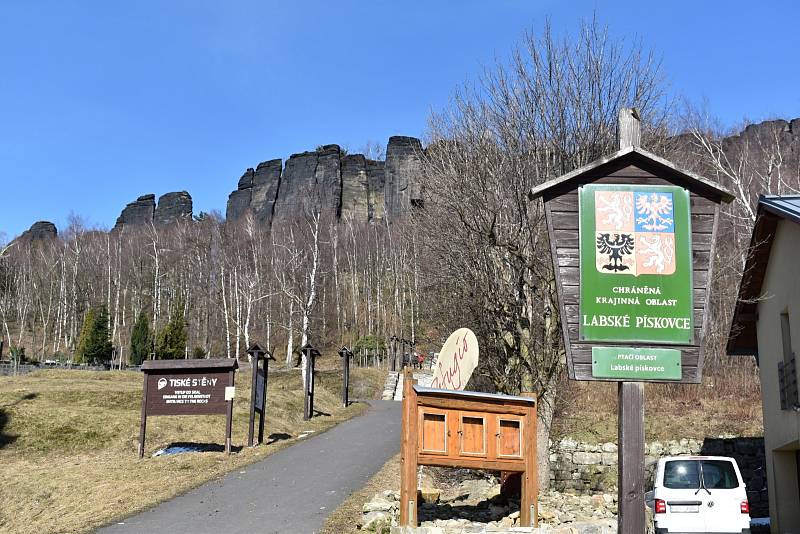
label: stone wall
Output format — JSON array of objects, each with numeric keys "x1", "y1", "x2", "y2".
[{"x1": 549, "y1": 437, "x2": 767, "y2": 517}]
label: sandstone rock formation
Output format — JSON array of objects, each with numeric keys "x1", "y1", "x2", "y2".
[
  {"x1": 154, "y1": 191, "x2": 193, "y2": 225},
  {"x1": 18, "y1": 221, "x2": 58, "y2": 242},
  {"x1": 95, "y1": 117, "x2": 800, "y2": 237},
  {"x1": 340, "y1": 154, "x2": 369, "y2": 220},
  {"x1": 384, "y1": 136, "x2": 424, "y2": 219},
  {"x1": 114, "y1": 191, "x2": 192, "y2": 231},
  {"x1": 226, "y1": 136, "x2": 424, "y2": 226},
  {"x1": 115, "y1": 194, "x2": 156, "y2": 230}
]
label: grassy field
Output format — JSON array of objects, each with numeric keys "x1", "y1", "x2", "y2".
[{"x1": 0, "y1": 366, "x2": 386, "y2": 534}]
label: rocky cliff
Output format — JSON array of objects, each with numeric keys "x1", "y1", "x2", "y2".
[
  {"x1": 18, "y1": 221, "x2": 58, "y2": 242},
  {"x1": 114, "y1": 191, "x2": 193, "y2": 231},
  {"x1": 21, "y1": 119, "x2": 800, "y2": 241},
  {"x1": 226, "y1": 136, "x2": 423, "y2": 225}
]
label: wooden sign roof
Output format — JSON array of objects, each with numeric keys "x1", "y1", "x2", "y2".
[
  {"x1": 142, "y1": 358, "x2": 239, "y2": 371},
  {"x1": 529, "y1": 145, "x2": 734, "y2": 203}
]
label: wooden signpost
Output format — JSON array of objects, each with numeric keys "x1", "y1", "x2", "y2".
[
  {"x1": 529, "y1": 109, "x2": 733, "y2": 533},
  {"x1": 339, "y1": 346, "x2": 353, "y2": 407},
  {"x1": 399, "y1": 369, "x2": 538, "y2": 528},
  {"x1": 138, "y1": 358, "x2": 238, "y2": 458},
  {"x1": 301, "y1": 343, "x2": 320, "y2": 421},
  {"x1": 247, "y1": 343, "x2": 275, "y2": 447}
]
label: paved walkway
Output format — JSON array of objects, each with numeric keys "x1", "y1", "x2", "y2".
[{"x1": 97, "y1": 400, "x2": 401, "y2": 534}]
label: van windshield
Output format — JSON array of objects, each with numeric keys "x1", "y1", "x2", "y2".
[
  {"x1": 663, "y1": 460, "x2": 739, "y2": 490},
  {"x1": 664, "y1": 460, "x2": 701, "y2": 489}
]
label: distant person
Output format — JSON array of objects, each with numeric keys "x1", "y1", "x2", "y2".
[{"x1": 417, "y1": 352, "x2": 425, "y2": 369}]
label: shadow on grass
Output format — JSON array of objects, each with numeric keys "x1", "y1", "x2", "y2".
[
  {"x1": 267, "y1": 432, "x2": 292, "y2": 445},
  {"x1": 0, "y1": 392, "x2": 38, "y2": 449},
  {"x1": 312, "y1": 409, "x2": 332, "y2": 417}
]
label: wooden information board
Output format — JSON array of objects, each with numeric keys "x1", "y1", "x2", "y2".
[
  {"x1": 530, "y1": 140, "x2": 733, "y2": 384},
  {"x1": 528, "y1": 109, "x2": 734, "y2": 533},
  {"x1": 400, "y1": 369, "x2": 538, "y2": 528},
  {"x1": 139, "y1": 358, "x2": 238, "y2": 458}
]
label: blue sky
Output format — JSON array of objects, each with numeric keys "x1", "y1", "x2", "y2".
[{"x1": 2, "y1": 0, "x2": 799, "y2": 239}]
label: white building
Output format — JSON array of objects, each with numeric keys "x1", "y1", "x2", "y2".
[{"x1": 729, "y1": 195, "x2": 800, "y2": 532}]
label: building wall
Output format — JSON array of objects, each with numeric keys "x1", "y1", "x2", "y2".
[{"x1": 756, "y1": 219, "x2": 800, "y2": 532}]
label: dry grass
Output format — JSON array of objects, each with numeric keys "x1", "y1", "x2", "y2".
[
  {"x1": 0, "y1": 367, "x2": 386, "y2": 534},
  {"x1": 551, "y1": 360, "x2": 764, "y2": 443},
  {"x1": 320, "y1": 454, "x2": 401, "y2": 534}
]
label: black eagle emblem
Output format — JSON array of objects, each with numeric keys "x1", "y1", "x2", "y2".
[{"x1": 596, "y1": 233, "x2": 635, "y2": 272}]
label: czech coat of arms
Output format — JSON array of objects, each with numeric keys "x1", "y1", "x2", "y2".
[{"x1": 594, "y1": 190, "x2": 676, "y2": 276}]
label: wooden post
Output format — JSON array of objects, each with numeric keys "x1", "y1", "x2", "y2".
[
  {"x1": 303, "y1": 355, "x2": 312, "y2": 420},
  {"x1": 618, "y1": 107, "x2": 641, "y2": 149},
  {"x1": 225, "y1": 369, "x2": 235, "y2": 454},
  {"x1": 341, "y1": 347, "x2": 351, "y2": 407},
  {"x1": 138, "y1": 373, "x2": 148, "y2": 459},
  {"x1": 399, "y1": 368, "x2": 418, "y2": 527},
  {"x1": 520, "y1": 392, "x2": 539, "y2": 528},
  {"x1": 618, "y1": 382, "x2": 645, "y2": 534},
  {"x1": 309, "y1": 352, "x2": 315, "y2": 417},
  {"x1": 248, "y1": 351, "x2": 260, "y2": 447},
  {"x1": 303, "y1": 346, "x2": 316, "y2": 421},
  {"x1": 258, "y1": 353, "x2": 271, "y2": 444}
]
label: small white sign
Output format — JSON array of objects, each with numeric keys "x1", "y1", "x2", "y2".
[{"x1": 225, "y1": 386, "x2": 236, "y2": 401}]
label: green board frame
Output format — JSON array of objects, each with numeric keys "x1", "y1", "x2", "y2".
[
  {"x1": 579, "y1": 184, "x2": 693, "y2": 345},
  {"x1": 591, "y1": 346, "x2": 682, "y2": 381}
]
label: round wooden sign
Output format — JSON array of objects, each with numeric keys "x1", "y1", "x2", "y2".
[{"x1": 430, "y1": 328, "x2": 479, "y2": 390}]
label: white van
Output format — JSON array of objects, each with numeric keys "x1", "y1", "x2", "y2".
[{"x1": 645, "y1": 456, "x2": 751, "y2": 534}]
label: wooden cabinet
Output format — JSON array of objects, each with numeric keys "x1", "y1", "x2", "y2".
[
  {"x1": 418, "y1": 410, "x2": 525, "y2": 463},
  {"x1": 402, "y1": 372, "x2": 538, "y2": 528}
]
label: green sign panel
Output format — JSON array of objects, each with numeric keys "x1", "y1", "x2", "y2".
[
  {"x1": 579, "y1": 184, "x2": 693, "y2": 344},
  {"x1": 592, "y1": 346, "x2": 682, "y2": 380}
]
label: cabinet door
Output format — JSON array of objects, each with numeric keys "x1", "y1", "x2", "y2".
[
  {"x1": 496, "y1": 416, "x2": 523, "y2": 458},
  {"x1": 419, "y1": 409, "x2": 448, "y2": 455},
  {"x1": 458, "y1": 412, "x2": 487, "y2": 457}
]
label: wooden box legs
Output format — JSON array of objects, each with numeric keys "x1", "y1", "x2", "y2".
[
  {"x1": 400, "y1": 369, "x2": 418, "y2": 526},
  {"x1": 520, "y1": 391, "x2": 538, "y2": 528}
]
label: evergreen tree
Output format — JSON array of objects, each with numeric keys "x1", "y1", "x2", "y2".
[
  {"x1": 75, "y1": 307, "x2": 113, "y2": 364},
  {"x1": 155, "y1": 303, "x2": 187, "y2": 360},
  {"x1": 130, "y1": 311, "x2": 152, "y2": 365},
  {"x1": 74, "y1": 308, "x2": 96, "y2": 363}
]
